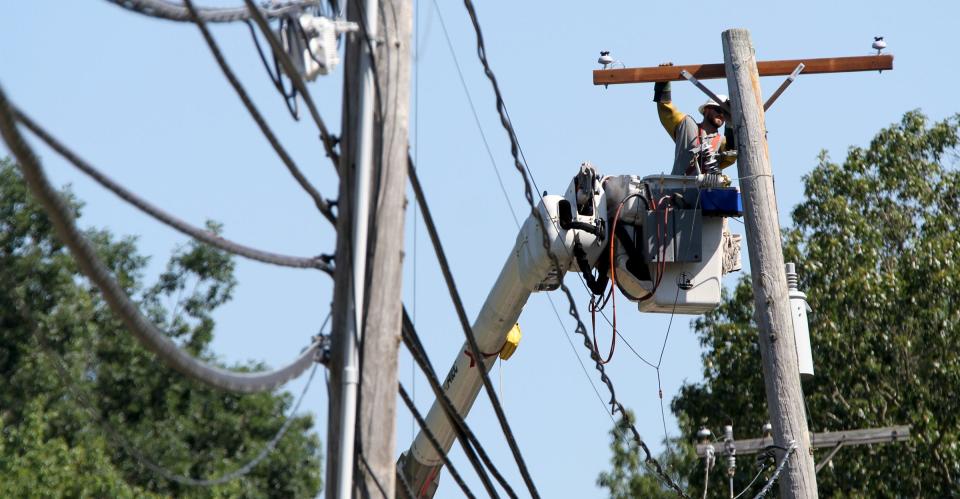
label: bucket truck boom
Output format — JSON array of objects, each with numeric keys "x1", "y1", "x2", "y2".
[{"x1": 399, "y1": 164, "x2": 743, "y2": 497}]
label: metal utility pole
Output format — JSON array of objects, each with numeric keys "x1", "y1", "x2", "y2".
[
  {"x1": 327, "y1": 0, "x2": 411, "y2": 496},
  {"x1": 721, "y1": 28, "x2": 818, "y2": 498}
]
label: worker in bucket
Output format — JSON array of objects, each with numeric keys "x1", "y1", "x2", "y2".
[{"x1": 653, "y1": 78, "x2": 737, "y2": 176}]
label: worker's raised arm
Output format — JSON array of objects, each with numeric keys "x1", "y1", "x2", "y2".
[{"x1": 654, "y1": 81, "x2": 685, "y2": 138}]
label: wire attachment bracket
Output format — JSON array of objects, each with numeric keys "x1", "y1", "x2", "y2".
[
  {"x1": 763, "y1": 63, "x2": 805, "y2": 111},
  {"x1": 679, "y1": 69, "x2": 731, "y2": 114}
]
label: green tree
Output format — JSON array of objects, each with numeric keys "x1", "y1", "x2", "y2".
[
  {"x1": 0, "y1": 158, "x2": 322, "y2": 497},
  {"x1": 600, "y1": 111, "x2": 960, "y2": 497}
]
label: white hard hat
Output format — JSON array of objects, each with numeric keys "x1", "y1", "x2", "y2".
[{"x1": 699, "y1": 94, "x2": 729, "y2": 115}]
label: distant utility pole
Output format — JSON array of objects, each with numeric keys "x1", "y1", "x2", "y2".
[
  {"x1": 721, "y1": 28, "x2": 817, "y2": 498},
  {"x1": 327, "y1": 0, "x2": 412, "y2": 497}
]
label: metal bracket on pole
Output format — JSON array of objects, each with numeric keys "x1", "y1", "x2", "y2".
[
  {"x1": 763, "y1": 63, "x2": 804, "y2": 111},
  {"x1": 679, "y1": 69, "x2": 731, "y2": 114},
  {"x1": 815, "y1": 440, "x2": 845, "y2": 474}
]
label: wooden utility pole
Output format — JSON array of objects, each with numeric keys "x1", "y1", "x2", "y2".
[
  {"x1": 721, "y1": 28, "x2": 818, "y2": 498},
  {"x1": 327, "y1": 0, "x2": 411, "y2": 497},
  {"x1": 356, "y1": 0, "x2": 413, "y2": 496}
]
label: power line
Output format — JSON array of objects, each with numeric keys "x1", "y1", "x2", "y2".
[
  {"x1": 457, "y1": 1, "x2": 688, "y2": 496},
  {"x1": 408, "y1": 161, "x2": 539, "y2": 499},
  {"x1": 0, "y1": 84, "x2": 321, "y2": 393},
  {"x1": 105, "y1": 0, "x2": 320, "y2": 23},
  {"x1": 753, "y1": 441, "x2": 797, "y2": 499},
  {"x1": 184, "y1": 0, "x2": 336, "y2": 224},
  {"x1": 430, "y1": 0, "x2": 520, "y2": 229},
  {"x1": 426, "y1": 0, "x2": 613, "y2": 435},
  {"x1": 245, "y1": 18, "x2": 301, "y2": 120},
  {"x1": 14, "y1": 108, "x2": 333, "y2": 273},
  {"x1": 241, "y1": 0, "x2": 341, "y2": 167},
  {"x1": 544, "y1": 293, "x2": 614, "y2": 423},
  {"x1": 398, "y1": 382, "x2": 476, "y2": 499},
  {"x1": 400, "y1": 308, "x2": 511, "y2": 499}
]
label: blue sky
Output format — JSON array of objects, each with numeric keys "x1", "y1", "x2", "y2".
[{"x1": 2, "y1": 1, "x2": 958, "y2": 497}]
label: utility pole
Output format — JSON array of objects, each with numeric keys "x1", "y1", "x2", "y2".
[
  {"x1": 593, "y1": 31, "x2": 894, "y2": 499},
  {"x1": 356, "y1": 0, "x2": 412, "y2": 496},
  {"x1": 721, "y1": 28, "x2": 818, "y2": 497},
  {"x1": 327, "y1": 0, "x2": 411, "y2": 496}
]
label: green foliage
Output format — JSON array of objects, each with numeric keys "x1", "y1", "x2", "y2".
[
  {"x1": 597, "y1": 410, "x2": 698, "y2": 499},
  {"x1": 600, "y1": 111, "x2": 960, "y2": 496},
  {"x1": 0, "y1": 158, "x2": 322, "y2": 496}
]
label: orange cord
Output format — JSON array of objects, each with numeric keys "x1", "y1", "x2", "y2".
[{"x1": 596, "y1": 193, "x2": 672, "y2": 365}]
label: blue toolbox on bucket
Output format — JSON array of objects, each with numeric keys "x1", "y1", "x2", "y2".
[{"x1": 700, "y1": 188, "x2": 743, "y2": 216}]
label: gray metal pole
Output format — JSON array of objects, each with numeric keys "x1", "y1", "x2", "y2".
[
  {"x1": 327, "y1": 0, "x2": 380, "y2": 496},
  {"x1": 721, "y1": 28, "x2": 818, "y2": 498}
]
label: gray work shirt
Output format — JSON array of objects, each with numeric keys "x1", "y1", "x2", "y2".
[{"x1": 671, "y1": 116, "x2": 722, "y2": 176}]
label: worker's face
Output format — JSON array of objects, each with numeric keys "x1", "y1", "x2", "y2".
[{"x1": 705, "y1": 106, "x2": 726, "y2": 127}]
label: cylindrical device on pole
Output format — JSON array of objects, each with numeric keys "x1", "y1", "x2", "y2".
[
  {"x1": 721, "y1": 28, "x2": 818, "y2": 497},
  {"x1": 786, "y1": 262, "x2": 814, "y2": 379}
]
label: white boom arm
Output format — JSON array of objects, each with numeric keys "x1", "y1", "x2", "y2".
[{"x1": 399, "y1": 165, "x2": 607, "y2": 496}]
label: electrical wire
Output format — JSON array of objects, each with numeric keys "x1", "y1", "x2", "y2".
[
  {"x1": 242, "y1": 0, "x2": 341, "y2": 167},
  {"x1": 0, "y1": 84, "x2": 321, "y2": 394},
  {"x1": 398, "y1": 382, "x2": 476, "y2": 499},
  {"x1": 246, "y1": 18, "x2": 301, "y2": 119},
  {"x1": 430, "y1": 0, "x2": 520, "y2": 228},
  {"x1": 455, "y1": 3, "x2": 689, "y2": 494},
  {"x1": 427, "y1": 0, "x2": 613, "y2": 439},
  {"x1": 105, "y1": 0, "x2": 320, "y2": 23},
  {"x1": 545, "y1": 293, "x2": 614, "y2": 422},
  {"x1": 395, "y1": 456, "x2": 419, "y2": 499},
  {"x1": 9, "y1": 289, "x2": 324, "y2": 487},
  {"x1": 702, "y1": 457, "x2": 712, "y2": 499},
  {"x1": 13, "y1": 108, "x2": 332, "y2": 273},
  {"x1": 407, "y1": 161, "x2": 538, "y2": 499},
  {"x1": 357, "y1": 451, "x2": 391, "y2": 499},
  {"x1": 752, "y1": 441, "x2": 797, "y2": 499},
  {"x1": 184, "y1": 0, "x2": 336, "y2": 224},
  {"x1": 731, "y1": 465, "x2": 767, "y2": 499},
  {"x1": 400, "y1": 309, "x2": 509, "y2": 499}
]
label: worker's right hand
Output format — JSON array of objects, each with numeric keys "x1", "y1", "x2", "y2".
[
  {"x1": 653, "y1": 81, "x2": 671, "y2": 103},
  {"x1": 653, "y1": 63, "x2": 673, "y2": 102}
]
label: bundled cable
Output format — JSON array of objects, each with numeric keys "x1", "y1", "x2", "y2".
[
  {"x1": 401, "y1": 309, "x2": 512, "y2": 499},
  {"x1": 0, "y1": 83, "x2": 320, "y2": 394},
  {"x1": 242, "y1": 0, "x2": 340, "y2": 166},
  {"x1": 398, "y1": 382, "x2": 476, "y2": 499},
  {"x1": 184, "y1": 0, "x2": 336, "y2": 224},
  {"x1": 105, "y1": 0, "x2": 320, "y2": 23},
  {"x1": 408, "y1": 162, "x2": 536, "y2": 498},
  {"x1": 14, "y1": 108, "x2": 332, "y2": 273}
]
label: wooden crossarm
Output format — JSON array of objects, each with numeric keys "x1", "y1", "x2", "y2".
[
  {"x1": 593, "y1": 54, "x2": 893, "y2": 85},
  {"x1": 695, "y1": 424, "x2": 911, "y2": 457}
]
